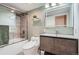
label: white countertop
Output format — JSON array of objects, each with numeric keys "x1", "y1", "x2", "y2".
[{"x1": 40, "y1": 33, "x2": 78, "y2": 39}]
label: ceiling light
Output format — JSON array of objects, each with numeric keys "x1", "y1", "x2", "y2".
[{"x1": 11, "y1": 10, "x2": 14, "y2": 13}]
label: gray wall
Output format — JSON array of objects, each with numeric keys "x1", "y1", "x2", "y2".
[{"x1": 27, "y1": 7, "x2": 45, "y2": 39}]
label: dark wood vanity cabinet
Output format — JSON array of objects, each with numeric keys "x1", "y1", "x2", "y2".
[
  {"x1": 40, "y1": 36, "x2": 78, "y2": 55},
  {"x1": 54, "y1": 38, "x2": 78, "y2": 55},
  {"x1": 40, "y1": 37, "x2": 54, "y2": 53}
]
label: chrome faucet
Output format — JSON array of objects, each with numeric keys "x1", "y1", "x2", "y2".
[{"x1": 56, "y1": 30, "x2": 58, "y2": 36}]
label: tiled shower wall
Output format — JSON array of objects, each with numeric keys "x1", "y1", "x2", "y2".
[{"x1": 20, "y1": 15, "x2": 28, "y2": 39}]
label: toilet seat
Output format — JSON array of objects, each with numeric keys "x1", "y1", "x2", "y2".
[
  {"x1": 23, "y1": 37, "x2": 40, "y2": 55},
  {"x1": 31, "y1": 37, "x2": 40, "y2": 47}
]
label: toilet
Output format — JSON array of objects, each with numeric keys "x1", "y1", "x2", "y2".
[{"x1": 23, "y1": 37, "x2": 40, "y2": 55}]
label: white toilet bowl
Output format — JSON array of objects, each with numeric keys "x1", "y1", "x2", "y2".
[{"x1": 23, "y1": 37, "x2": 40, "y2": 55}]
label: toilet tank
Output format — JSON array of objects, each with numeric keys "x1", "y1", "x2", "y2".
[{"x1": 31, "y1": 37, "x2": 40, "y2": 47}]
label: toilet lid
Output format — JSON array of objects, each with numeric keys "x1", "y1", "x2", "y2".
[{"x1": 23, "y1": 41, "x2": 36, "y2": 49}]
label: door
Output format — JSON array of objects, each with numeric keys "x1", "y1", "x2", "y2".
[
  {"x1": 40, "y1": 37, "x2": 54, "y2": 52},
  {"x1": 54, "y1": 38, "x2": 78, "y2": 55},
  {"x1": 40, "y1": 36, "x2": 53, "y2": 52}
]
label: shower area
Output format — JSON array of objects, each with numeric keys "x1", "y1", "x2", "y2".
[{"x1": 0, "y1": 4, "x2": 27, "y2": 46}]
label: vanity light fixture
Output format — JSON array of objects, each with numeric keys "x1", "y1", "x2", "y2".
[
  {"x1": 33, "y1": 15, "x2": 37, "y2": 18},
  {"x1": 51, "y1": 3, "x2": 56, "y2": 6},
  {"x1": 45, "y1": 3, "x2": 64, "y2": 8},
  {"x1": 45, "y1": 3, "x2": 57, "y2": 8},
  {"x1": 45, "y1": 3, "x2": 50, "y2": 8},
  {"x1": 33, "y1": 15, "x2": 40, "y2": 21}
]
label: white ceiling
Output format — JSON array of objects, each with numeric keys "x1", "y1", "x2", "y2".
[{"x1": 1, "y1": 3, "x2": 45, "y2": 13}]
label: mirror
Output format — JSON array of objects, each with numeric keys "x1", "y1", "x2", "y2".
[{"x1": 44, "y1": 3, "x2": 74, "y2": 35}]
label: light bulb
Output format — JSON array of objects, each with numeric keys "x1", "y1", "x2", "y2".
[{"x1": 11, "y1": 10, "x2": 14, "y2": 13}]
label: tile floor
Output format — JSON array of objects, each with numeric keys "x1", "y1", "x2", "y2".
[
  {"x1": 0, "y1": 40, "x2": 28, "y2": 55},
  {"x1": 0, "y1": 39, "x2": 44, "y2": 55}
]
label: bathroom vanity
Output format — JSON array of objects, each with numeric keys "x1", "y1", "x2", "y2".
[
  {"x1": 39, "y1": 3, "x2": 79, "y2": 55},
  {"x1": 40, "y1": 34, "x2": 78, "y2": 55}
]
